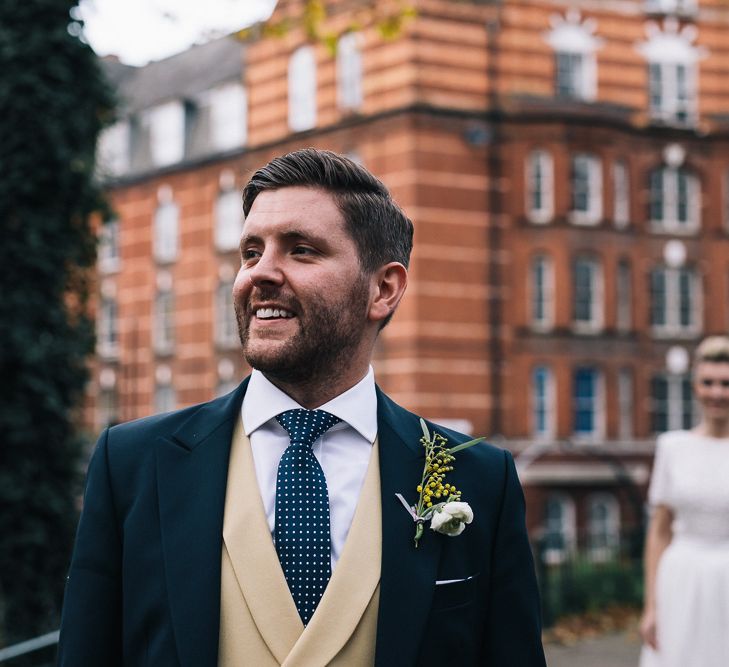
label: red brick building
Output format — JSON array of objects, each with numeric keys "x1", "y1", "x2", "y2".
[{"x1": 92, "y1": 0, "x2": 729, "y2": 556}]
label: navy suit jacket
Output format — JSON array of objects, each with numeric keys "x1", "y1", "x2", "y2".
[{"x1": 58, "y1": 378, "x2": 546, "y2": 666}]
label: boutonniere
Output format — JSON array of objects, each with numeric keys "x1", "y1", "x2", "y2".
[{"x1": 396, "y1": 419, "x2": 485, "y2": 547}]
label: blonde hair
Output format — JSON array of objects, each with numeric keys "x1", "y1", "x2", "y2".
[{"x1": 694, "y1": 336, "x2": 729, "y2": 365}]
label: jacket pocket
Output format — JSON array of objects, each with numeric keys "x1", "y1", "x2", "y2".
[{"x1": 430, "y1": 574, "x2": 479, "y2": 612}]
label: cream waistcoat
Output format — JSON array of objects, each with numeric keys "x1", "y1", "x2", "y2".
[{"x1": 218, "y1": 418, "x2": 382, "y2": 667}]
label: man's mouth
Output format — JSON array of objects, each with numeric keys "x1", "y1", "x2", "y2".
[{"x1": 255, "y1": 307, "x2": 295, "y2": 320}]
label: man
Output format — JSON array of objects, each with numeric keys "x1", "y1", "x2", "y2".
[{"x1": 58, "y1": 149, "x2": 545, "y2": 666}]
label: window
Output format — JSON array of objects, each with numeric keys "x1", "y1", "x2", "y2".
[
  {"x1": 724, "y1": 170, "x2": 729, "y2": 232},
  {"x1": 556, "y1": 52, "x2": 588, "y2": 99},
  {"x1": 209, "y1": 83, "x2": 247, "y2": 151},
  {"x1": 651, "y1": 373, "x2": 694, "y2": 432},
  {"x1": 616, "y1": 259, "x2": 632, "y2": 332},
  {"x1": 97, "y1": 388, "x2": 119, "y2": 429},
  {"x1": 288, "y1": 46, "x2": 317, "y2": 132},
  {"x1": 570, "y1": 154, "x2": 602, "y2": 224},
  {"x1": 532, "y1": 366, "x2": 555, "y2": 439},
  {"x1": 97, "y1": 296, "x2": 119, "y2": 358},
  {"x1": 544, "y1": 10, "x2": 601, "y2": 102},
  {"x1": 525, "y1": 150, "x2": 554, "y2": 223},
  {"x1": 97, "y1": 121, "x2": 130, "y2": 177},
  {"x1": 154, "y1": 200, "x2": 179, "y2": 263},
  {"x1": 649, "y1": 166, "x2": 700, "y2": 232},
  {"x1": 613, "y1": 160, "x2": 630, "y2": 228},
  {"x1": 587, "y1": 494, "x2": 620, "y2": 562},
  {"x1": 216, "y1": 379, "x2": 239, "y2": 397},
  {"x1": 645, "y1": 0, "x2": 698, "y2": 16},
  {"x1": 572, "y1": 257, "x2": 603, "y2": 331},
  {"x1": 98, "y1": 219, "x2": 121, "y2": 273},
  {"x1": 215, "y1": 190, "x2": 243, "y2": 252},
  {"x1": 154, "y1": 290, "x2": 175, "y2": 355},
  {"x1": 215, "y1": 279, "x2": 238, "y2": 348},
  {"x1": 154, "y1": 384, "x2": 176, "y2": 414},
  {"x1": 638, "y1": 20, "x2": 703, "y2": 125},
  {"x1": 146, "y1": 101, "x2": 186, "y2": 166},
  {"x1": 531, "y1": 254, "x2": 554, "y2": 329},
  {"x1": 649, "y1": 266, "x2": 700, "y2": 335},
  {"x1": 618, "y1": 368, "x2": 634, "y2": 440},
  {"x1": 337, "y1": 32, "x2": 363, "y2": 111},
  {"x1": 542, "y1": 493, "x2": 576, "y2": 564},
  {"x1": 573, "y1": 367, "x2": 603, "y2": 438}
]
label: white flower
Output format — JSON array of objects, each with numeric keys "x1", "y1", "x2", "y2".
[{"x1": 429, "y1": 501, "x2": 474, "y2": 536}]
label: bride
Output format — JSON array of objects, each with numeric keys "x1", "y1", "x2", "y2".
[{"x1": 639, "y1": 336, "x2": 729, "y2": 667}]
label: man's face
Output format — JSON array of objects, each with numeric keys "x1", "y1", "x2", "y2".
[{"x1": 233, "y1": 186, "x2": 373, "y2": 384}]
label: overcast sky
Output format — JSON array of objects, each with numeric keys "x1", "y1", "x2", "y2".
[{"x1": 78, "y1": 0, "x2": 277, "y2": 66}]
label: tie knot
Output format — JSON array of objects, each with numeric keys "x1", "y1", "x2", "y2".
[{"x1": 276, "y1": 409, "x2": 342, "y2": 448}]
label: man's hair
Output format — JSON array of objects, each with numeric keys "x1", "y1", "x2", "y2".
[
  {"x1": 695, "y1": 335, "x2": 729, "y2": 365},
  {"x1": 242, "y1": 148, "x2": 414, "y2": 274}
]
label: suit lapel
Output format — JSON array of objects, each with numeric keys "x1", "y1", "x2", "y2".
[
  {"x1": 156, "y1": 379, "x2": 249, "y2": 667},
  {"x1": 374, "y1": 390, "x2": 442, "y2": 667}
]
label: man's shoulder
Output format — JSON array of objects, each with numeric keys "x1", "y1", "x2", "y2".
[
  {"x1": 102, "y1": 382, "x2": 246, "y2": 457},
  {"x1": 376, "y1": 388, "x2": 508, "y2": 466}
]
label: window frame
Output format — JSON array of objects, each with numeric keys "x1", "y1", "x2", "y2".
[
  {"x1": 525, "y1": 150, "x2": 555, "y2": 224},
  {"x1": 572, "y1": 366, "x2": 605, "y2": 440},
  {"x1": 569, "y1": 153, "x2": 603, "y2": 225},
  {"x1": 649, "y1": 265, "x2": 701, "y2": 337},
  {"x1": 572, "y1": 256, "x2": 603, "y2": 333},
  {"x1": 288, "y1": 46, "x2": 317, "y2": 132}
]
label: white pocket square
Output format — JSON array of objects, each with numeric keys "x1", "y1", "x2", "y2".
[{"x1": 435, "y1": 575, "x2": 477, "y2": 586}]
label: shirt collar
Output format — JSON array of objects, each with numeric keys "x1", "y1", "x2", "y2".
[{"x1": 242, "y1": 367, "x2": 378, "y2": 443}]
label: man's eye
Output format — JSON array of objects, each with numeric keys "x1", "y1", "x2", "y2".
[
  {"x1": 242, "y1": 249, "x2": 261, "y2": 260},
  {"x1": 292, "y1": 245, "x2": 315, "y2": 255}
]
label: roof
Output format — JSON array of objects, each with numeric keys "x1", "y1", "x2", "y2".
[{"x1": 100, "y1": 35, "x2": 244, "y2": 114}]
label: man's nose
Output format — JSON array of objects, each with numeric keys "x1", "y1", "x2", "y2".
[{"x1": 248, "y1": 249, "x2": 284, "y2": 287}]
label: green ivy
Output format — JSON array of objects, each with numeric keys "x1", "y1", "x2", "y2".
[{"x1": 0, "y1": 0, "x2": 113, "y2": 649}]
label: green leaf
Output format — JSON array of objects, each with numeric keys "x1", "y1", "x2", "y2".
[
  {"x1": 447, "y1": 437, "x2": 486, "y2": 455},
  {"x1": 419, "y1": 417, "x2": 430, "y2": 441}
]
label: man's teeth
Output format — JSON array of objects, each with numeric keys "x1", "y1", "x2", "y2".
[{"x1": 256, "y1": 307, "x2": 294, "y2": 319}]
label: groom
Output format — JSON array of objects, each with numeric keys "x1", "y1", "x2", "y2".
[{"x1": 58, "y1": 149, "x2": 545, "y2": 666}]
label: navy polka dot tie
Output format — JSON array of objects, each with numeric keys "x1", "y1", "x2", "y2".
[{"x1": 275, "y1": 409, "x2": 341, "y2": 625}]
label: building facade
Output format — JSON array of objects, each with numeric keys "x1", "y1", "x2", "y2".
[{"x1": 91, "y1": 0, "x2": 729, "y2": 555}]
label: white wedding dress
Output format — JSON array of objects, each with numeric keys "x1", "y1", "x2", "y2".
[{"x1": 640, "y1": 430, "x2": 729, "y2": 667}]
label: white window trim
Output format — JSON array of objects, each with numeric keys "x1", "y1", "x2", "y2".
[
  {"x1": 153, "y1": 290, "x2": 175, "y2": 355},
  {"x1": 542, "y1": 493, "x2": 577, "y2": 565},
  {"x1": 98, "y1": 219, "x2": 121, "y2": 274},
  {"x1": 215, "y1": 280, "x2": 238, "y2": 349},
  {"x1": 569, "y1": 154, "x2": 603, "y2": 226},
  {"x1": 209, "y1": 82, "x2": 248, "y2": 151},
  {"x1": 645, "y1": 0, "x2": 698, "y2": 17},
  {"x1": 153, "y1": 200, "x2": 180, "y2": 264},
  {"x1": 616, "y1": 260, "x2": 632, "y2": 333},
  {"x1": 526, "y1": 150, "x2": 555, "y2": 224},
  {"x1": 618, "y1": 368, "x2": 634, "y2": 440},
  {"x1": 336, "y1": 32, "x2": 363, "y2": 111},
  {"x1": 532, "y1": 365, "x2": 556, "y2": 440},
  {"x1": 650, "y1": 266, "x2": 702, "y2": 338},
  {"x1": 544, "y1": 10, "x2": 603, "y2": 103},
  {"x1": 145, "y1": 100, "x2": 186, "y2": 167},
  {"x1": 288, "y1": 46, "x2": 317, "y2": 132},
  {"x1": 650, "y1": 167, "x2": 700, "y2": 233},
  {"x1": 97, "y1": 296, "x2": 120, "y2": 360},
  {"x1": 531, "y1": 254, "x2": 555, "y2": 331},
  {"x1": 652, "y1": 372, "x2": 697, "y2": 432},
  {"x1": 572, "y1": 257, "x2": 604, "y2": 334},
  {"x1": 214, "y1": 189, "x2": 243, "y2": 252},
  {"x1": 586, "y1": 493, "x2": 621, "y2": 563},
  {"x1": 572, "y1": 368, "x2": 605, "y2": 441},
  {"x1": 613, "y1": 160, "x2": 630, "y2": 228}
]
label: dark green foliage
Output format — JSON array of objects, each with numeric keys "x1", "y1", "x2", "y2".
[
  {"x1": 0, "y1": 0, "x2": 113, "y2": 648},
  {"x1": 539, "y1": 557, "x2": 644, "y2": 626}
]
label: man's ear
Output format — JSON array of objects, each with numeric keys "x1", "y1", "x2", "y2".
[{"x1": 367, "y1": 262, "x2": 408, "y2": 324}]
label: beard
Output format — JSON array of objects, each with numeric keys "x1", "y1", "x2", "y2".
[{"x1": 235, "y1": 276, "x2": 371, "y2": 386}]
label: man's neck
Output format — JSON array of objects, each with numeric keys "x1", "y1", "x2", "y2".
[{"x1": 261, "y1": 366, "x2": 370, "y2": 409}]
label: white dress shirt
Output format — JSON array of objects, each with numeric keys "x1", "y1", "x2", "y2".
[{"x1": 241, "y1": 368, "x2": 378, "y2": 570}]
